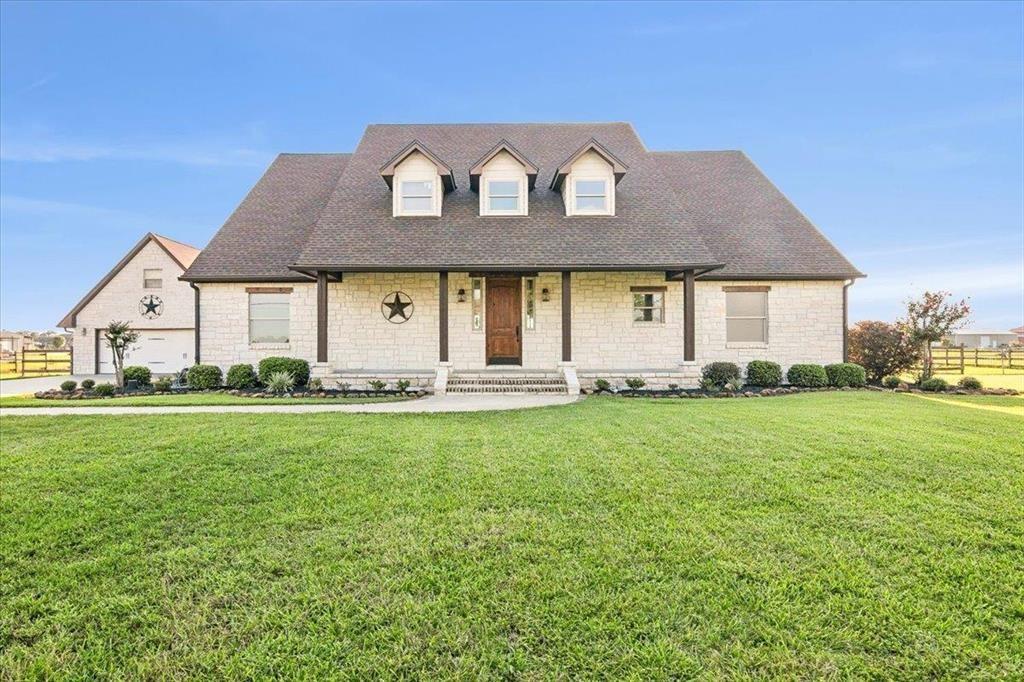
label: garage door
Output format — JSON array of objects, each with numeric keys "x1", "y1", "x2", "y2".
[{"x1": 98, "y1": 329, "x2": 194, "y2": 375}]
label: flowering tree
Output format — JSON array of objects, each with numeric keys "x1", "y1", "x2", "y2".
[
  {"x1": 103, "y1": 321, "x2": 140, "y2": 389},
  {"x1": 848, "y1": 320, "x2": 920, "y2": 383},
  {"x1": 899, "y1": 292, "x2": 971, "y2": 380}
]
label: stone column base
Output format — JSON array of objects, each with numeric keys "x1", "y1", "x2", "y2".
[
  {"x1": 558, "y1": 361, "x2": 580, "y2": 396},
  {"x1": 434, "y1": 362, "x2": 453, "y2": 395}
]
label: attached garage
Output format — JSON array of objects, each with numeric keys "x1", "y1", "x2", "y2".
[
  {"x1": 96, "y1": 329, "x2": 194, "y2": 375},
  {"x1": 58, "y1": 232, "x2": 202, "y2": 376}
]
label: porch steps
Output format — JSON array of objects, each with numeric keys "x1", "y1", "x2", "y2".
[{"x1": 447, "y1": 373, "x2": 568, "y2": 394}]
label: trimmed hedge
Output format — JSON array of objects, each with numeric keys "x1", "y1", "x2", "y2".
[
  {"x1": 81, "y1": 379, "x2": 96, "y2": 390},
  {"x1": 123, "y1": 365, "x2": 152, "y2": 386},
  {"x1": 187, "y1": 364, "x2": 223, "y2": 390},
  {"x1": 94, "y1": 383, "x2": 116, "y2": 397},
  {"x1": 882, "y1": 376, "x2": 901, "y2": 389},
  {"x1": 226, "y1": 363, "x2": 258, "y2": 389},
  {"x1": 920, "y1": 377, "x2": 948, "y2": 392},
  {"x1": 958, "y1": 376, "x2": 982, "y2": 390},
  {"x1": 825, "y1": 363, "x2": 866, "y2": 388},
  {"x1": 787, "y1": 364, "x2": 828, "y2": 388},
  {"x1": 60, "y1": 380, "x2": 77, "y2": 392},
  {"x1": 701, "y1": 362, "x2": 741, "y2": 389},
  {"x1": 258, "y1": 357, "x2": 310, "y2": 387},
  {"x1": 746, "y1": 360, "x2": 782, "y2": 387}
]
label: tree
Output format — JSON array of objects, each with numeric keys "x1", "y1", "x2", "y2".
[
  {"x1": 847, "y1": 320, "x2": 920, "y2": 383},
  {"x1": 899, "y1": 291, "x2": 971, "y2": 381},
  {"x1": 103, "y1": 321, "x2": 140, "y2": 389},
  {"x1": 49, "y1": 335, "x2": 66, "y2": 349}
]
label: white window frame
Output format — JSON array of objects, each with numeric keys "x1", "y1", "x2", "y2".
[
  {"x1": 631, "y1": 287, "x2": 666, "y2": 324},
  {"x1": 143, "y1": 268, "x2": 162, "y2": 289},
  {"x1": 398, "y1": 179, "x2": 437, "y2": 216},
  {"x1": 524, "y1": 277, "x2": 536, "y2": 330},
  {"x1": 248, "y1": 292, "x2": 291, "y2": 345},
  {"x1": 725, "y1": 289, "x2": 769, "y2": 345},
  {"x1": 484, "y1": 178, "x2": 524, "y2": 216},
  {"x1": 471, "y1": 278, "x2": 484, "y2": 332}
]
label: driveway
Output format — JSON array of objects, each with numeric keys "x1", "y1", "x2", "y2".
[{"x1": 0, "y1": 374, "x2": 104, "y2": 397}]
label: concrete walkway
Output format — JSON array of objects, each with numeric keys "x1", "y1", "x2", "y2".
[
  {"x1": 0, "y1": 374, "x2": 101, "y2": 397},
  {"x1": 0, "y1": 393, "x2": 580, "y2": 416}
]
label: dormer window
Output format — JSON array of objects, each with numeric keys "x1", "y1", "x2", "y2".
[
  {"x1": 470, "y1": 140, "x2": 537, "y2": 217},
  {"x1": 401, "y1": 180, "x2": 434, "y2": 213},
  {"x1": 379, "y1": 140, "x2": 455, "y2": 218},
  {"x1": 487, "y1": 179, "x2": 521, "y2": 213},
  {"x1": 573, "y1": 179, "x2": 608, "y2": 213},
  {"x1": 550, "y1": 139, "x2": 628, "y2": 217}
]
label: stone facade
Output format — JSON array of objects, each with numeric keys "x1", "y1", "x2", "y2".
[
  {"x1": 70, "y1": 241, "x2": 194, "y2": 374},
  {"x1": 197, "y1": 274, "x2": 845, "y2": 389}
]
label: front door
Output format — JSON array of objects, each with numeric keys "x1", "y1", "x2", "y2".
[{"x1": 486, "y1": 277, "x2": 522, "y2": 365}]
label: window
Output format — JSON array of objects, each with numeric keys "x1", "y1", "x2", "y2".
[
  {"x1": 400, "y1": 180, "x2": 434, "y2": 212},
  {"x1": 632, "y1": 287, "x2": 665, "y2": 323},
  {"x1": 726, "y1": 290, "x2": 768, "y2": 343},
  {"x1": 249, "y1": 292, "x2": 290, "y2": 343},
  {"x1": 574, "y1": 179, "x2": 607, "y2": 212},
  {"x1": 471, "y1": 278, "x2": 483, "y2": 331},
  {"x1": 487, "y1": 180, "x2": 520, "y2": 213},
  {"x1": 524, "y1": 278, "x2": 536, "y2": 330},
  {"x1": 143, "y1": 269, "x2": 162, "y2": 289}
]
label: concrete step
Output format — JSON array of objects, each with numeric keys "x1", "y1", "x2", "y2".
[
  {"x1": 447, "y1": 385, "x2": 568, "y2": 394},
  {"x1": 447, "y1": 374, "x2": 568, "y2": 394}
]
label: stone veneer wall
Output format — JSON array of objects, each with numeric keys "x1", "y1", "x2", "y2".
[
  {"x1": 198, "y1": 275, "x2": 845, "y2": 388},
  {"x1": 71, "y1": 240, "x2": 194, "y2": 374}
]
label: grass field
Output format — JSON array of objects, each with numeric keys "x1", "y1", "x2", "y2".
[
  {"x1": 1, "y1": 393, "x2": 1021, "y2": 678},
  {"x1": 902, "y1": 365, "x2": 1024, "y2": 391},
  {"x1": 0, "y1": 393, "x2": 410, "y2": 408}
]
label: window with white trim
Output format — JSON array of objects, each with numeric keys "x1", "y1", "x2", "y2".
[
  {"x1": 143, "y1": 269, "x2": 162, "y2": 289},
  {"x1": 632, "y1": 287, "x2": 665, "y2": 323},
  {"x1": 726, "y1": 290, "x2": 768, "y2": 343},
  {"x1": 524, "y1": 278, "x2": 536, "y2": 330},
  {"x1": 249, "y1": 292, "x2": 290, "y2": 344},
  {"x1": 487, "y1": 179, "x2": 521, "y2": 213},
  {"x1": 471, "y1": 278, "x2": 484, "y2": 331},
  {"x1": 574, "y1": 179, "x2": 608, "y2": 213},
  {"x1": 400, "y1": 180, "x2": 434, "y2": 213}
]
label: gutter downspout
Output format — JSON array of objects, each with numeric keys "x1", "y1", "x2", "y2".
[
  {"x1": 842, "y1": 279, "x2": 854, "y2": 362},
  {"x1": 189, "y1": 280, "x2": 200, "y2": 364}
]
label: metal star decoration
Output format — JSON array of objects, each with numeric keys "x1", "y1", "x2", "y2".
[
  {"x1": 381, "y1": 291, "x2": 413, "y2": 323},
  {"x1": 139, "y1": 295, "x2": 163, "y2": 319}
]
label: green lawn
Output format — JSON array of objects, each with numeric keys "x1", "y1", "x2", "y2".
[
  {"x1": 0, "y1": 393, "x2": 410, "y2": 408},
  {"x1": 1, "y1": 393, "x2": 1021, "y2": 678},
  {"x1": 902, "y1": 366, "x2": 1024, "y2": 391}
]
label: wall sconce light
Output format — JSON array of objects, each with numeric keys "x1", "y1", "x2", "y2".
[
  {"x1": 457, "y1": 288, "x2": 467, "y2": 303},
  {"x1": 541, "y1": 288, "x2": 550, "y2": 302}
]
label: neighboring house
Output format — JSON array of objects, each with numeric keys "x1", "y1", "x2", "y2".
[
  {"x1": 1012, "y1": 326, "x2": 1024, "y2": 345},
  {"x1": 182, "y1": 123, "x2": 864, "y2": 393},
  {"x1": 0, "y1": 331, "x2": 33, "y2": 357},
  {"x1": 58, "y1": 233, "x2": 201, "y2": 375},
  {"x1": 944, "y1": 330, "x2": 1019, "y2": 349}
]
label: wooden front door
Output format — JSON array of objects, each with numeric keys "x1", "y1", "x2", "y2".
[{"x1": 486, "y1": 277, "x2": 522, "y2": 365}]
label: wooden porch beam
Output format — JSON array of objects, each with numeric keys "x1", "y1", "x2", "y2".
[
  {"x1": 683, "y1": 269, "x2": 695, "y2": 362},
  {"x1": 439, "y1": 271, "x2": 449, "y2": 362},
  {"x1": 561, "y1": 271, "x2": 572, "y2": 362},
  {"x1": 316, "y1": 271, "x2": 328, "y2": 363}
]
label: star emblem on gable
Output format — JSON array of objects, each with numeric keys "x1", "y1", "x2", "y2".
[
  {"x1": 139, "y1": 295, "x2": 163, "y2": 319},
  {"x1": 381, "y1": 291, "x2": 414, "y2": 323}
]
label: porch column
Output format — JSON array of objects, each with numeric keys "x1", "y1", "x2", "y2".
[
  {"x1": 683, "y1": 269, "x2": 695, "y2": 362},
  {"x1": 561, "y1": 271, "x2": 572, "y2": 362},
  {"x1": 316, "y1": 271, "x2": 328, "y2": 363},
  {"x1": 438, "y1": 271, "x2": 449, "y2": 362}
]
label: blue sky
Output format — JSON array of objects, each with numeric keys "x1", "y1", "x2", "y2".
[{"x1": 2, "y1": 1, "x2": 1021, "y2": 331}]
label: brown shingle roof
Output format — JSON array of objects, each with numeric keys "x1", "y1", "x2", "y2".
[{"x1": 183, "y1": 123, "x2": 861, "y2": 281}]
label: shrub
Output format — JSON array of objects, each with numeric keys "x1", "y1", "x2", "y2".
[
  {"x1": 368, "y1": 379, "x2": 386, "y2": 391},
  {"x1": 594, "y1": 378, "x2": 611, "y2": 392},
  {"x1": 81, "y1": 379, "x2": 96, "y2": 390},
  {"x1": 882, "y1": 376, "x2": 901, "y2": 389},
  {"x1": 787, "y1": 364, "x2": 828, "y2": 387},
  {"x1": 154, "y1": 377, "x2": 173, "y2": 392},
  {"x1": 396, "y1": 379, "x2": 410, "y2": 392},
  {"x1": 701, "y1": 362, "x2": 741, "y2": 389},
  {"x1": 266, "y1": 371, "x2": 295, "y2": 395},
  {"x1": 825, "y1": 363, "x2": 867, "y2": 388},
  {"x1": 187, "y1": 364, "x2": 223, "y2": 390},
  {"x1": 308, "y1": 377, "x2": 324, "y2": 391},
  {"x1": 625, "y1": 377, "x2": 646, "y2": 390},
  {"x1": 94, "y1": 383, "x2": 116, "y2": 397},
  {"x1": 123, "y1": 366, "x2": 152, "y2": 386},
  {"x1": 848, "y1": 320, "x2": 921, "y2": 383},
  {"x1": 258, "y1": 357, "x2": 310, "y2": 387},
  {"x1": 667, "y1": 383, "x2": 679, "y2": 391},
  {"x1": 745, "y1": 360, "x2": 782, "y2": 387},
  {"x1": 699, "y1": 377, "x2": 720, "y2": 393},
  {"x1": 725, "y1": 377, "x2": 744, "y2": 392},
  {"x1": 60, "y1": 380, "x2": 77, "y2": 392},
  {"x1": 226, "y1": 363, "x2": 258, "y2": 389},
  {"x1": 958, "y1": 376, "x2": 982, "y2": 391},
  {"x1": 920, "y1": 377, "x2": 948, "y2": 392}
]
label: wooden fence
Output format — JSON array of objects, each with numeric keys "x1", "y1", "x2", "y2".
[
  {"x1": 924, "y1": 347, "x2": 1022, "y2": 374},
  {"x1": 0, "y1": 349, "x2": 72, "y2": 379}
]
